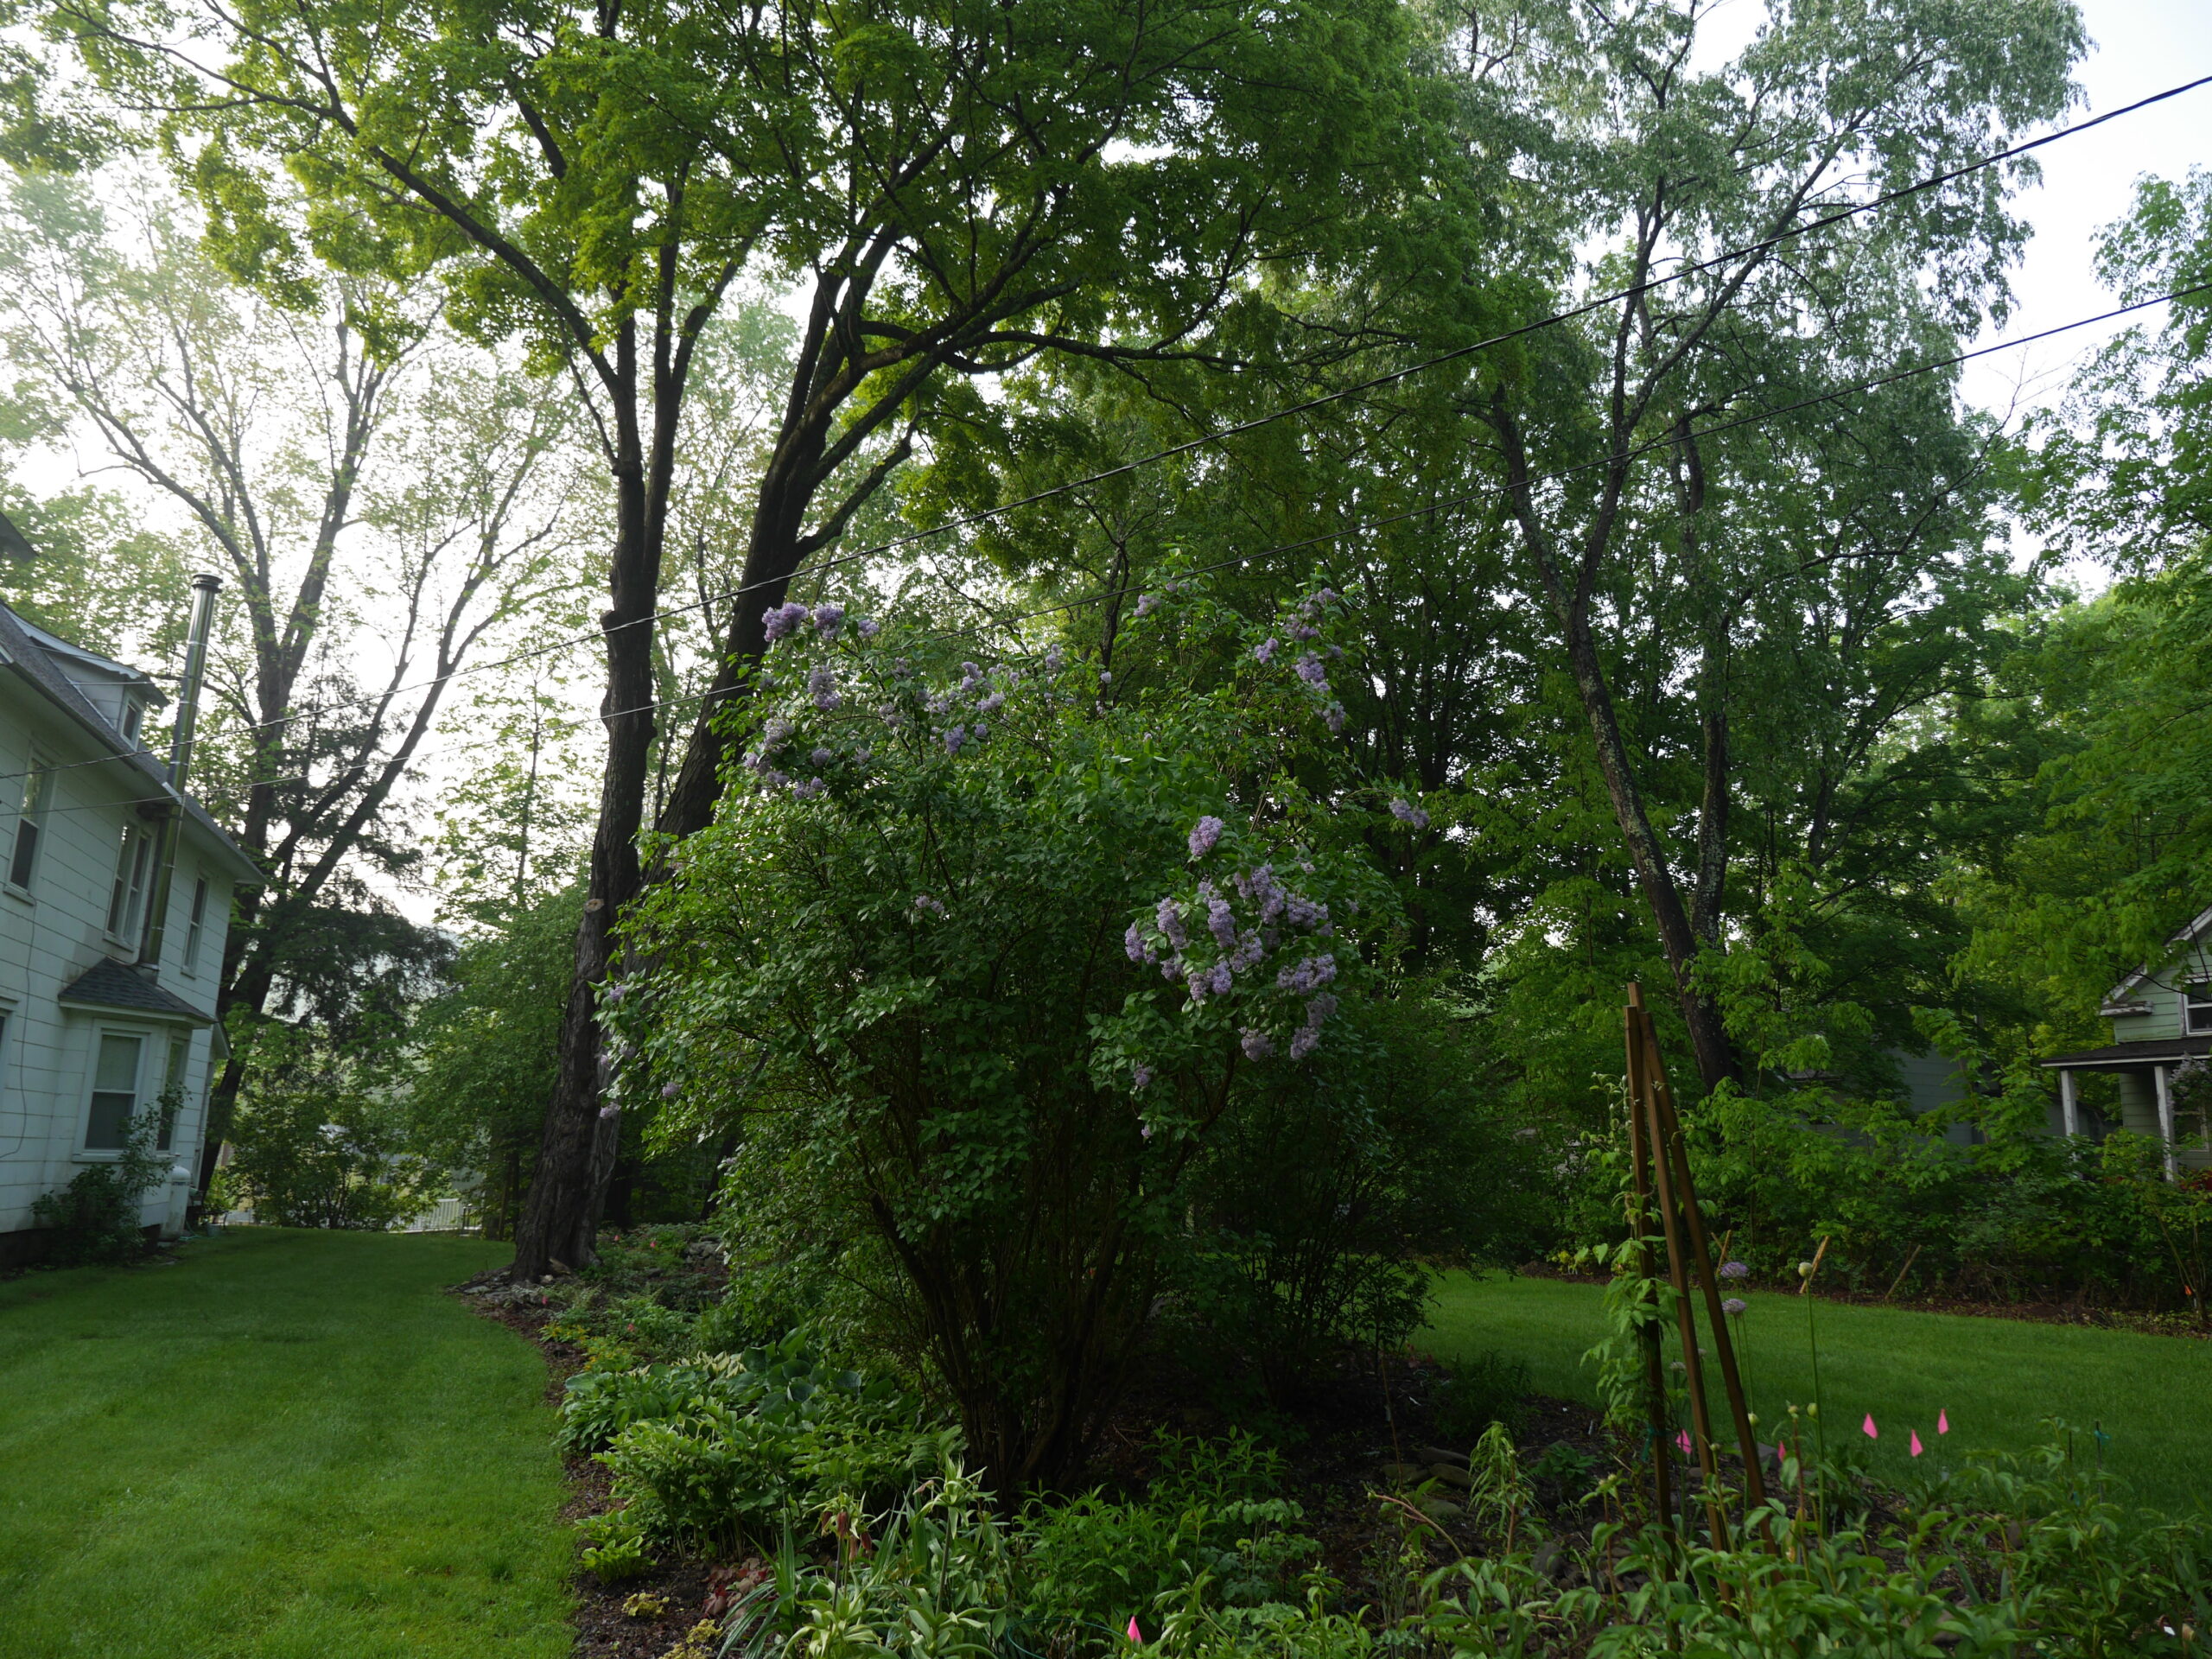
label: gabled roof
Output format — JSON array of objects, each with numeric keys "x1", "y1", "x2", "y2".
[
  {"x1": 2101, "y1": 903, "x2": 2212, "y2": 1015},
  {"x1": 56, "y1": 957, "x2": 213, "y2": 1025},
  {"x1": 0, "y1": 599, "x2": 260, "y2": 885}
]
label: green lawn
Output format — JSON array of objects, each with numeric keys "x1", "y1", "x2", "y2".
[
  {"x1": 0, "y1": 1229, "x2": 572, "y2": 1659},
  {"x1": 1422, "y1": 1273, "x2": 2212, "y2": 1518}
]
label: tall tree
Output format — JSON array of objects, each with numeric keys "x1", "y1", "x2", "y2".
[
  {"x1": 0, "y1": 165, "x2": 577, "y2": 1181},
  {"x1": 1451, "y1": 0, "x2": 2079, "y2": 1085},
  {"x1": 57, "y1": 0, "x2": 1443, "y2": 1271}
]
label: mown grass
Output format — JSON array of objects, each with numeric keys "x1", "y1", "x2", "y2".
[
  {"x1": 1422, "y1": 1271, "x2": 2212, "y2": 1518},
  {"x1": 0, "y1": 1228, "x2": 571, "y2": 1659}
]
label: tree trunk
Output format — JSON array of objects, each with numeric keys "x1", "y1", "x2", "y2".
[{"x1": 511, "y1": 324, "x2": 658, "y2": 1279}]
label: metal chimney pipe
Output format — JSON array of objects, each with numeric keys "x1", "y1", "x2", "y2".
[
  {"x1": 138, "y1": 573, "x2": 223, "y2": 969},
  {"x1": 168, "y1": 573, "x2": 221, "y2": 789}
]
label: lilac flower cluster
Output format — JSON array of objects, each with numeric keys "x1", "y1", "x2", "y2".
[
  {"x1": 1254, "y1": 638, "x2": 1278, "y2": 664},
  {"x1": 913, "y1": 893, "x2": 946, "y2": 917},
  {"x1": 762, "y1": 600, "x2": 871, "y2": 645},
  {"x1": 808, "y1": 664, "x2": 841, "y2": 712},
  {"x1": 1389, "y1": 798, "x2": 1430, "y2": 830},
  {"x1": 1135, "y1": 593, "x2": 1160, "y2": 618},
  {"x1": 1719, "y1": 1260, "x2": 1750, "y2": 1281},
  {"x1": 1124, "y1": 831, "x2": 1347, "y2": 1057}
]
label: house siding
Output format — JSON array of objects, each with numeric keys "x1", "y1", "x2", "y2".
[{"x1": 2, "y1": 643, "x2": 239, "y2": 1243}]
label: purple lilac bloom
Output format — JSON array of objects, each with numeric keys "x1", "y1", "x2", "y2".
[
  {"x1": 599, "y1": 1103, "x2": 622, "y2": 1120},
  {"x1": 960, "y1": 661, "x2": 984, "y2": 690},
  {"x1": 944, "y1": 725, "x2": 967, "y2": 754},
  {"x1": 1305, "y1": 992, "x2": 1338, "y2": 1027},
  {"x1": 1044, "y1": 645, "x2": 1065, "y2": 673},
  {"x1": 972, "y1": 721, "x2": 989, "y2": 741},
  {"x1": 1389, "y1": 798, "x2": 1430, "y2": 830},
  {"x1": 1125, "y1": 922, "x2": 1153, "y2": 963},
  {"x1": 661, "y1": 1080, "x2": 680, "y2": 1100},
  {"x1": 1326, "y1": 645, "x2": 1344, "y2": 661},
  {"x1": 1294, "y1": 652, "x2": 1327, "y2": 687},
  {"x1": 1254, "y1": 638, "x2": 1278, "y2": 664},
  {"x1": 1155, "y1": 897, "x2": 1189, "y2": 950},
  {"x1": 1283, "y1": 893, "x2": 1325, "y2": 929},
  {"x1": 1287, "y1": 621, "x2": 1319, "y2": 643},
  {"x1": 1141, "y1": 1121, "x2": 1154, "y2": 1139},
  {"x1": 855, "y1": 616, "x2": 879, "y2": 639},
  {"x1": 811, "y1": 747, "x2": 835, "y2": 767},
  {"x1": 1133, "y1": 1063, "x2": 1154, "y2": 1090},
  {"x1": 1188, "y1": 816, "x2": 1224, "y2": 859},
  {"x1": 1207, "y1": 962, "x2": 1233, "y2": 996},
  {"x1": 1135, "y1": 593, "x2": 1159, "y2": 618},
  {"x1": 1722, "y1": 1298, "x2": 1749, "y2": 1319},
  {"x1": 1098, "y1": 670, "x2": 1112, "y2": 684},
  {"x1": 760, "y1": 768, "x2": 791, "y2": 790},
  {"x1": 811, "y1": 603, "x2": 845, "y2": 638},
  {"x1": 1184, "y1": 962, "x2": 1212, "y2": 1002},
  {"x1": 1276, "y1": 953, "x2": 1338, "y2": 994},
  {"x1": 1230, "y1": 931, "x2": 1265, "y2": 970},
  {"x1": 762, "y1": 601, "x2": 810, "y2": 642},
  {"x1": 913, "y1": 893, "x2": 946, "y2": 916},
  {"x1": 1719, "y1": 1260, "x2": 1751, "y2": 1281},
  {"x1": 1289, "y1": 1027, "x2": 1319, "y2": 1061},
  {"x1": 808, "y1": 665, "x2": 841, "y2": 711},
  {"x1": 977, "y1": 690, "x2": 1004, "y2": 715},
  {"x1": 1205, "y1": 891, "x2": 1237, "y2": 950},
  {"x1": 791, "y1": 777, "x2": 827, "y2": 800},
  {"x1": 1242, "y1": 1028, "x2": 1275, "y2": 1061},
  {"x1": 1323, "y1": 702, "x2": 1346, "y2": 734}
]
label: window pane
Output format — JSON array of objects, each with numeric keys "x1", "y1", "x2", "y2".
[
  {"x1": 86, "y1": 1092, "x2": 134, "y2": 1150},
  {"x1": 95, "y1": 1033, "x2": 141, "y2": 1094},
  {"x1": 7, "y1": 766, "x2": 43, "y2": 889}
]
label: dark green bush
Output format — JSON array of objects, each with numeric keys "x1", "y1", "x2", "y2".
[
  {"x1": 30, "y1": 1093, "x2": 172, "y2": 1265},
  {"x1": 1427, "y1": 1351, "x2": 1531, "y2": 1448}
]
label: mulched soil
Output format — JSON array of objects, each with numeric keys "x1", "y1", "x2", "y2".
[{"x1": 1518, "y1": 1261, "x2": 2212, "y2": 1340}]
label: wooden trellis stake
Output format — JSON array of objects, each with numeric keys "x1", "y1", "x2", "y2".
[
  {"x1": 1622, "y1": 1007, "x2": 1674, "y2": 1532},
  {"x1": 1627, "y1": 984, "x2": 1769, "y2": 1531}
]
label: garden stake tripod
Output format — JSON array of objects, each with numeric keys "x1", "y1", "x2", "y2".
[{"x1": 1626, "y1": 985, "x2": 1768, "y2": 1539}]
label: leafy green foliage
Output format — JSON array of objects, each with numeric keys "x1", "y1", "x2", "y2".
[
  {"x1": 1429, "y1": 1352, "x2": 1534, "y2": 1450},
  {"x1": 619, "y1": 595, "x2": 1418, "y2": 1486},
  {"x1": 29, "y1": 1090, "x2": 174, "y2": 1264},
  {"x1": 213, "y1": 1033, "x2": 434, "y2": 1230}
]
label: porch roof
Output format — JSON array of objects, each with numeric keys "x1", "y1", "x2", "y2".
[{"x1": 2038, "y1": 1035, "x2": 2209, "y2": 1071}]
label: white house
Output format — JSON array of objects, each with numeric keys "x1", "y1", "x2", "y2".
[{"x1": 0, "y1": 588, "x2": 259, "y2": 1262}]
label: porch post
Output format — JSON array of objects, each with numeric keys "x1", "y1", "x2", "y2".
[
  {"x1": 2154, "y1": 1063, "x2": 2177, "y2": 1180},
  {"x1": 2059, "y1": 1068, "x2": 2079, "y2": 1137}
]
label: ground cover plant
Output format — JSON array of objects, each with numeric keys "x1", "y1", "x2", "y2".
[
  {"x1": 0, "y1": 1229, "x2": 571, "y2": 1658},
  {"x1": 512, "y1": 1233, "x2": 2212, "y2": 1658}
]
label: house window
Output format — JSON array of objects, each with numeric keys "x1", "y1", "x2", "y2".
[
  {"x1": 7, "y1": 759, "x2": 49, "y2": 891},
  {"x1": 182, "y1": 877, "x2": 209, "y2": 976},
  {"x1": 2187, "y1": 981, "x2": 2212, "y2": 1037},
  {"x1": 105, "y1": 823, "x2": 152, "y2": 939},
  {"x1": 85, "y1": 1032, "x2": 144, "y2": 1151},
  {"x1": 120, "y1": 700, "x2": 143, "y2": 747},
  {"x1": 159, "y1": 1035, "x2": 188, "y2": 1153}
]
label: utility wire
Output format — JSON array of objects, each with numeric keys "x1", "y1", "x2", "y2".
[
  {"x1": 6, "y1": 77, "x2": 2212, "y2": 798},
  {"x1": 10, "y1": 66, "x2": 2205, "y2": 783},
  {"x1": 10, "y1": 276, "x2": 2208, "y2": 804}
]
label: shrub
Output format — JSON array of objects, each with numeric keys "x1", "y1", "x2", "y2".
[
  {"x1": 30, "y1": 1090, "x2": 173, "y2": 1264},
  {"x1": 617, "y1": 597, "x2": 1410, "y2": 1489},
  {"x1": 1428, "y1": 1351, "x2": 1532, "y2": 1448},
  {"x1": 216, "y1": 1033, "x2": 434, "y2": 1230}
]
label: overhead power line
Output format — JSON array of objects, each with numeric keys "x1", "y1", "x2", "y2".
[{"x1": 5, "y1": 73, "x2": 2211, "y2": 794}]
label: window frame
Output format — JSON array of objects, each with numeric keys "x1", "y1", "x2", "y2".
[
  {"x1": 105, "y1": 821, "x2": 153, "y2": 942},
  {"x1": 6, "y1": 753, "x2": 52, "y2": 894},
  {"x1": 181, "y1": 874, "x2": 208, "y2": 976},
  {"x1": 2185, "y1": 980, "x2": 2212, "y2": 1038},
  {"x1": 82, "y1": 1028, "x2": 147, "y2": 1154}
]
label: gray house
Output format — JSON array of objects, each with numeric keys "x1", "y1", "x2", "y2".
[
  {"x1": 2038, "y1": 905, "x2": 2212, "y2": 1178},
  {"x1": 0, "y1": 588, "x2": 258, "y2": 1260}
]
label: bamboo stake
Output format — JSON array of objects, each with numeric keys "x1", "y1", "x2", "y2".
[
  {"x1": 1624, "y1": 1006, "x2": 1675, "y2": 1534},
  {"x1": 1637, "y1": 1004, "x2": 1770, "y2": 1511},
  {"x1": 1630, "y1": 987, "x2": 1731, "y2": 1545}
]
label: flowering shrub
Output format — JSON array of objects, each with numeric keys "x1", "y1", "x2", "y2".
[{"x1": 618, "y1": 601, "x2": 1403, "y2": 1488}]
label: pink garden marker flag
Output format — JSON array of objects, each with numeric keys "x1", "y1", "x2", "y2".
[
  {"x1": 1910, "y1": 1430, "x2": 1924, "y2": 1457},
  {"x1": 1128, "y1": 1618, "x2": 1143, "y2": 1644},
  {"x1": 1863, "y1": 1414, "x2": 1878, "y2": 1439},
  {"x1": 1676, "y1": 1431, "x2": 1693, "y2": 1456},
  {"x1": 1938, "y1": 1409, "x2": 1949, "y2": 1435}
]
